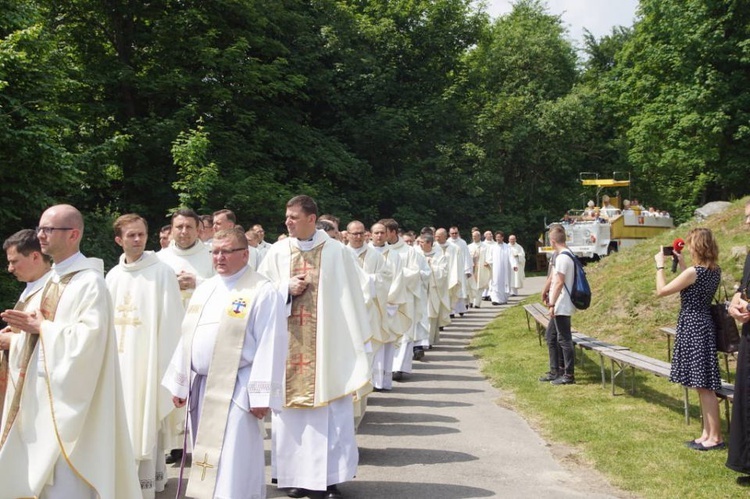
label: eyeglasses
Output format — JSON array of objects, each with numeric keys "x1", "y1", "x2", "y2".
[
  {"x1": 36, "y1": 227, "x2": 73, "y2": 235},
  {"x1": 211, "y1": 248, "x2": 246, "y2": 257}
]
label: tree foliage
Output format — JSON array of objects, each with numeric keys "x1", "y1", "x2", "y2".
[{"x1": 1, "y1": 0, "x2": 750, "y2": 305}]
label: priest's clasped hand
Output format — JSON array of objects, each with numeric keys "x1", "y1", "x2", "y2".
[
  {"x1": 176, "y1": 270, "x2": 197, "y2": 291},
  {"x1": 1, "y1": 309, "x2": 43, "y2": 335},
  {"x1": 172, "y1": 396, "x2": 187, "y2": 408},
  {"x1": 289, "y1": 273, "x2": 309, "y2": 296},
  {"x1": 250, "y1": 407, "x2": 269, "y2": 419}
]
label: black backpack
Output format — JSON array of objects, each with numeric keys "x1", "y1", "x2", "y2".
[{"x1": 560, "y1": 250, "x2": 592, "y2": 310}]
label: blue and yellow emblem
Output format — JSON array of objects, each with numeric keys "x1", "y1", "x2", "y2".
[{"x1": 228, "y1": 296, "x2": 248, "y2": 319}]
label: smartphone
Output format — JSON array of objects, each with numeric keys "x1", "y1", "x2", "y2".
[{"x1": 662, "y1": 246, "x2": 674, "y2": 256}]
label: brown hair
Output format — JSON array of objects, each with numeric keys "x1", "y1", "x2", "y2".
[
  {"x1": 113, "y1": 213, "x2": 148, "y2": 237},
  {"x1": 685, "y1": 227, "x2": 719, "y2": 269},
  {"x1": 213, "y1": 228, "x2": 248, "y2": 249}
]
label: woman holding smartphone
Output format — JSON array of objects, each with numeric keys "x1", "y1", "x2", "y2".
[{"x1": 655, "y1": 228, "x2": 724, "y2": 451}]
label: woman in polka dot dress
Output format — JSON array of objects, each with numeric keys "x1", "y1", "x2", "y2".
[{"x1": 655, "y1": 228, "x2": 723, "y2": 451}]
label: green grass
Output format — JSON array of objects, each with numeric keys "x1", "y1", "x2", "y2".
[{"x1": 473, "y1": 198, "x2": 749, "y2": 498}]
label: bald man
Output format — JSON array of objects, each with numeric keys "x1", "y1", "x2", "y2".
[{"x1": 0, "y1": 204, "x2": 140, "y2": 498}]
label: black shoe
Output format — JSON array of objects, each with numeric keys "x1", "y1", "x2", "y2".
[
  {"x1": 392, "y1": 371, "x2": 404, "y2": 381},
  {"x1": 691, "y1": 441, "x2": 726, "y2": 451},
  {"x1": 482, "y1": 296, "x2": 490, "y2": 301},
  {"x1": 459, "y1": 312, "x2": 464, "y2": 317},
  {"x1": 491, "y1": 302, "x2": 500, "y2": 305},
  {"x1": 286, "y1": 488, "x2": 310, "y2": 498},
  {"x1": 538, "y1": 372, "x2": 558, "y2": 382},
  {"x1": 737, "y1": 475, "x2": 750, "y2": 486},
  {"x1": 450, "y1": 314, "x2": 455, "y2": 318},
  {"x1": 165, "y1": 448, "x2": 183, "y2": 464},
  {"x1": 550, "y1": 375, "x2": 575, "y2": 385},
  {"x1": 412, "y1": 348, "x2": 425, "y2": 361},
  {"x1": 325, "y1": 484, "x2": 343, "y2": 499}
]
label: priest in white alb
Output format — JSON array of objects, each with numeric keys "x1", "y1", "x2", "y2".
[
  {"x1": 162, "y1": 227, "x2": 288, "y2": 499},
  {"x1": 448, "y1": 226, "x2": 473, "y2": 315},
  {"x1": 0, "y1": 204, "x2": 141, "y2": 498},
  {"x1": 0, "y1": 230, "x2": 52, "y2": 432},
  {"x1": 490, "y1": 231, "x2": 513, "y2": 305},
  {"x1": 381, "y1": 219, "x2": 430, "y2": 378},
  {"x1": 368, "y1": 222, "x2": 409, "y2": 392},
  {"x1": 467, "y1": 230, "x2": 491, "y2": 308},
  {"x1": 435, "y1": 228, "x2": 464, "y2": 320},
  {"x1": 106, "y1": 214, "x2": 184, "y2": 498},
  {"x1": 259, "y1": 195, "x2": 370, "y2": 499},
  {"x1": 508, "y1": 234, "x2": 526, "y2": 296},
  {"x1": 157, "y1": 208, "x2": 214, "y2": 461},
  {"x1": 157, "y1": 208, "x2": 214, "y2": 308},
  {"x1": 415, "y1": 234, "x2": 449, "y2": 345}
]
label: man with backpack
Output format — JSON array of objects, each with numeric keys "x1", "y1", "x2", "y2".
[{"x1": 539, "y1": 225, "x2": 577, "y2": 385}]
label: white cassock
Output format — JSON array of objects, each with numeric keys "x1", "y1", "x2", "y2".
[
  {"x1": 1, "y1": 270, "x2": 50, "y2": 428},
  {"x1": 388, "y1": 238, "x2": 430, "y2": 374},
  {"x1": 508, "y1": 242, "x2": 526, "y2": 295},
  {"x1": 258, "y1": 230, "x2": 370, "y2": 492},
  {"x1": 483, "y1": 240, "x2": 497, "y2": 298},
  {"x1": 414, "y1": 246, "x2": 449, "y2": 345},
  {"x1": 256, "y1": 240, "x2": 272, "y2": 264},
  {"x1": 162, "y1": 267, "x2": 287, "y2": 499},
  {"x1": 448, "y1": 237, "x2": 472, "y2": 314},
  {"x1": 490, "y1": 242, "x2": 513, "y2": 304},
  {"x1": 467, "y1": 241, "x2": 491, "y2": 308},
  {"x1": 439, "y1": 242, "x2": 465, "y2": 318},
  {"x1": 369, "y1": 244, "x2": 409, "y2": 390},
  {"x1": 157, "y1": 240, "x2": 214, "y2": 307},
  {"x1": 0, "y1": 253, "x2": 141, "y2": 499},
  {"x1": 248, "y1": 246, "x2": 260, "y2": 270},
  {"x1": 106, "y1": 251, "x2": 183, "y2": 499},
  {"x1": 157, "y1": 240, "x2": 214, "y2": 450}
]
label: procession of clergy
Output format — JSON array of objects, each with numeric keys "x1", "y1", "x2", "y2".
[{"x1": 0, "y1": 196, "x2": 526, "y2": 499}]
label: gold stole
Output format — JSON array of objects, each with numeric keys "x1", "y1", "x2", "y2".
[
  {"x1": 185, "y1": 270, "x2": 266, "y2": 499},
  {"x1": 285, "y1": 244, "x2": 323, "y2": 408},
  {"x1": 357, "y1": 249, "x2": 366, "y2": 267},
  {"x1": 0, "y1": 273, "x2": 74, "y2": 449}
]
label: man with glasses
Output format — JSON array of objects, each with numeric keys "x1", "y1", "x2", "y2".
[
  {"x1": 106, "y1": 214, "x2": 183, "y2": 498},
  {"x1": 163, "y1": 227, "x2": 288, "y2": 498},
  {"x1": 346, "y1": 220, "x2": 392, "y2": 423},
  {"x1": 0, "y1": 204, "x2": 140, "y2": 498}
]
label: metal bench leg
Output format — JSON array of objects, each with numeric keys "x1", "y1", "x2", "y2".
[
  {"x1": 524, "y1": 312, "x2": 531, "y2": 331},
  {"x1": 599, "y1": 353, "x2": 606, "y2": 389},
  {"x1": 724, "y1": 353, "x2": 731, "y2": 383},
  {"x1": 667, "y1": 336, "x2": 672, "y2": 362},
  {"x1": 630, "y1": 366, "x2": 635, "y2": 394}
]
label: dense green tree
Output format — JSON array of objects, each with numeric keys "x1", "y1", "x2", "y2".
[{"x1": 617, "y1": 0, "x2": 750, "y2": 219}]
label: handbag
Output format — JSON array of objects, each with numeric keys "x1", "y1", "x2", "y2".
[{"x1": 710, "y1": 284, "x2": 740, "y2": 354}]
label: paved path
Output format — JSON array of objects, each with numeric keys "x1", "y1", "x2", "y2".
[{"x1": 159, "y1": 277, "x2": 625, "y2": 498}]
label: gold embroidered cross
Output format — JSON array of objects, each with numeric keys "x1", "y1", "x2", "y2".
[
  {"x1": 114, "y1": 292, "x2": 142, "y2": 352},
  {"x1": 289, "y1": 305, "x2": 313, "y2": 326},
  {"x1": 289, "y1": 353, "x2": 312, "y2": 374},
  {"x1": 194, "y1": 452, "x2": 214, "y2": 481}
]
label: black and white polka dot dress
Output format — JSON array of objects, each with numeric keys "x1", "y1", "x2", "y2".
[{"x1": 670, "y1": 265, "x2": 722, "y2": 390}]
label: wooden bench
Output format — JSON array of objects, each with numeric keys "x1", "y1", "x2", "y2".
[
  {"x1": 600, "y1": 348, "x2": 693, "y2": 423},
  {"x1": 571, "y1": 332, "x2": 630, "y2": 388},
  {"x1": 659, "y1": 326, "x2": 734, "y2": 382},
  {"x1": 522, "y1": 303, "x2": 550, "y2": 346}
]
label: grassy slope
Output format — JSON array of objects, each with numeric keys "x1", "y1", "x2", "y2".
[{"x1": 473, "y1": 198, "x2": 749, "y2": 498}]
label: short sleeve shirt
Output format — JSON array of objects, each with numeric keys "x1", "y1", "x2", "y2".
[{"x1": 553, "y1": 250, "x2": 576, "y2": 316}]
